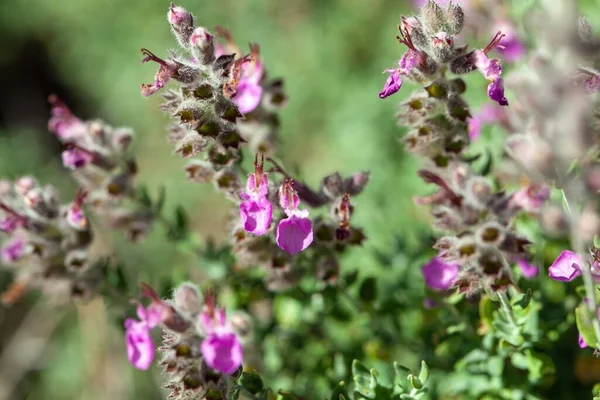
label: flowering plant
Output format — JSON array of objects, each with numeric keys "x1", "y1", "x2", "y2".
[{"x1": 2, "y1": 0, "x2": 600, "y2": 399}]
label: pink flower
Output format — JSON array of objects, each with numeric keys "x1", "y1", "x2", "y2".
[
  {"x1": 48, "y1": 95, "x2": 87, "y2": 141},
  {"x1": 124, "y1": 304, "x2": 163, "y2": 370},
  {"x1": 233, "y1": 45, "x2": 264, "y2": 114},
  {"x1": 548, "y1": 250, "x2": 583, "y2": 282},
  {"x1": 517, "y1": 259, "x2": 539, "y2": 279},
  {"x1": 1, "y1": 239, "x2": 24, "y2": 263},
  {"x1": 200, "y1": 299, "x2": 243, "y2": 375},
  {"x1": 422, "y1": 257, "x2": 460, "y2": 291},
  {"x1": 62, "y1": 148, "x2": 93, "y2": 170},
  {"x1": 140, "y1": 49, "x2": 178, "y2": 97},
  {"x1": 276, "y1": 179, "x2": 313, "y2": 255},
  {"x1": 0, "y1": 214, "x2": 22, "y2": 233},
  {"x1": 239, "y1": 154, "x2": 272, "y2": 235},
  {"x1": 510, "y1": 184, "x2": 550, "y2": 213},
  {"x1": 379, "y1": 29, "x2": 423, "y2": 99},
  {"x1": 474, "y1": 32, "x2": 509, "y2": 106},
  {"x1": 379, "y1": 69, "x2": 403, "y2": 99}
]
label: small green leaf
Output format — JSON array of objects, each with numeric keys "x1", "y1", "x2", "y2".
[
  {"x1": 560, "y1": 189, "x2": 572, "y2": 216},
  {"x1": 352, "y1": 360, "x2": 377, "y2": 397},
  {"x1": 239, "y1": 370, "x2": 264, "y2": 394},
  {"x1": 479, "y1": 296, "x2": 494, "y2": 328},
  {"x1": 576, "y1": 304, "x2": 598, "y2": 348},
  {"x1": 418, "y1": 361, "x2": 430, "y2": 384},
  {"x1": 408, "y1": 374, "x2": 422, "y2": 390},
  {"x1": 393, "y1": 362, "x2": 411, "y2": 392}
]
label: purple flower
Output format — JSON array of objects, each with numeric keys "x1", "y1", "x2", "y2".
[
  {"x1": 200, "y1": 306, "x2": 244, "y2": 375},
  {"x1": 468, "y1": 104, "x2": 502, "y2": 140},
  {"x1": 379, "y1": 69, "x2": 403, "y2": 99},
  {"x1": 62, "y1": 148, "x2": 93, "y2": 170},
  {"x1": 1, "y1": 239, "x2": 24, "y2": 264},
  {"x1": 422, "y1": 257, "x2": 460, "y2": 291},
  {"x1": 239, "y1": 154, "x2": 272, "y2": 235},
  {"x1": 233, "y1": 45, "x2": 264, "y2": 114},
  {"x1": 487, "y1": 78, "x2": 509, "y2": 106},
  {"x1": 510, "y1": 184, "x2": 550, "y2": 213},
  {"x1": 48, "y1": 95, "x2": 87, "y2": 141},
  {"x1": 140, "y1": 49, "x2": 178, "y2": 97},
  {"x1": 124, "y1": 304, "x2": 162, "y2": 370},
  {"x1": 493, "y1": 23, "x2": 525, "y2": 62},
  {"x1": 474, "y1": 32, "x2": 509, "y2": 106},
  {"x1": 548, "y1": 250, "x2": 583, "y2": 282},
  {"x1": 379, "y1": 29, "x2": 422, "y2": 99},
  {"x1": 517, "y1": 259, "x2": 539, "y2": 279},
  {"x1": 276, "y1": 179, "x2": 313, "y2": 255},
  {"x1": 0, "y1": 214, "x2": 22, "y2": 233}
]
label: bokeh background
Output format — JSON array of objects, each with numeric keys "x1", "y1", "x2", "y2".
[{"x1": 1, "y1": 0, "x2": 600, "y2": 399}]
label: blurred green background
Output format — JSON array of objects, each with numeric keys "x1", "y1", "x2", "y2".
[{"x1": 1, "y1": 0, "x2": 600, "y2": 399}]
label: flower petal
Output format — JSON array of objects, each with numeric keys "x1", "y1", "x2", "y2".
[
  {"x1": 379, "y1": 70, "x2": 403, "y2": 99},
  {"x1": 517, "y1": 259, "x2": 539, "y2": 279},
  {"x1": 234, "y1": 81, "x2": 263, "y2": 114},
  {"x1": 421, "y1": 257, "x2": 460, "y2": 291},
  {"x1": 548, "y1": 250, "x2": 582, "y2": 282},
  {"x1": 201, "y1": 332, "x2": 243, "y2": 375},
  {"x1": 125, "y1": 320, "x2": 155, "y2": 370},
  {"x1": 276, "y1": 215, "x2": 313, "y2": 255},
  {"x1": 240, "y1": 196, "x2": 272, "y2": 235},
  {"x1": 487, "y1": 78, "x2": 509, "y2": 106}
]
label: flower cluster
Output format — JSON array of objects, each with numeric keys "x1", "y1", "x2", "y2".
[
  {"x1": 0, "y1": 178, "x2": 97, "y2": 304},
  {"x1": 48, "y1": 96, "x2": 155, "y2": 241},
  {"x1": 141, "y1": 3, "x2": 370, "y2": 291},
  {"x1": 380, "y1": 1, "x2": 508, "y2": 106},
  {"x1": 415, "y1": 163, "x2": 547, "y2": 294},
  {"x1": 124, "y1": 282, "x2": 245, "y2": 398}
]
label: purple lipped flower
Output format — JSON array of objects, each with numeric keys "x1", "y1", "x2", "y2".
[
  {"x1": 510, "y1": 184, "x2": 550, "y2": 213},
  {"x1": 233, "y1": 44, "x2": 264, "y2": 114},
  {"x1": 48, "y1": 95, "x2": 87, "y2": 141},
  {"x1": 239, "y1": 154, "x2": 272, "y2": 235},
  {"x1": 200, "y1": 294, "x2": 243, "y2": 375},
  {"x1": 517, "y1": 259, "x2": 539, "y2": 279},
  {"x1": 422, "y1": 256, "x2": 460, "y2": 291},
  {"x1": 493, "y1": 22, "x2": 526, "y2": 62},
  {"x1": 124, "y1": 303, "x2": 163, "y2": 370},
  {"x1": 474, "y1": 32, "x2": 509, "y2": 106},
  {"x1": 379, "y1": 27, "x2": 423, "y2": 99},
  {"x1": 62, "y1": 147, "x2": 93, "y2": 170},
  {"x1": 140, "y1": 48, "x2": 179, "y2": 97},
  {"x1": 487, "y1": 78, "x2": 509, "y2": 106},
  {"x1": 1, "y1": 239, "x2": 25, "y2": 264},
  {"x1": 379, "y1": 69, "x2": 403, "y2": 99},
  {"x1": 548, "y1": 250, "x2": 583, "y2": 282},
  {"x1": 276, "y1": 179, "x2": 313, "y2": 255},
  {"x1": 0, "y1": 214, "x2": 22, "y2": 233}
]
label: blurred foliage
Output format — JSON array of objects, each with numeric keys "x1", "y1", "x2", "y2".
[{"x1": 1, "y1": 0, "x2": 600, "y2": 399}]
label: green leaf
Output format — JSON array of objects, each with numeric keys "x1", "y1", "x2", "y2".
[
  {"x1": 479, "y1": 295, "x2": 494, "y2": 329},
  {"x1": 330, "y1": 382, "x2": 350, "y2": 400},
  {"x1": 352, "y1": 360, "x2": 377, "y2": 398},
  {"x1": 408, "y1": 374, "x2": 422, "y2": 390},
  {"x1": 155, "y1": 185, "x2": 166, "y2": 213},
  {"x1": 345, "y1": 270, "x2": 359, "y2": 287},
  {"x1": 576, "y1": 304, "x2": 598, "y2": 348},
  {"x1": 359, "y1": 277, "x2": 377, "y2": 303},
  {"x1": 418, "y1": 361, "x2": 429, "y2": 384},
  {"x1": 393, "y1": 362, "x2": 411, "y2": 392},
  {"x1": 525, "y1": 349, "x2": 556, "y2": 384},
  {"x1": 239, "y1": 370, "x2": 264, "y2": 394},
  {"x1": 560, "y1": 189, "x2": 572, "y2": 216}
]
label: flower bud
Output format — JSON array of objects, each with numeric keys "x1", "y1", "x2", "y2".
[
  {"x1": 321, "y1": 173, "x2": 344, "y2": 200},
  {"x1": 111, "y1": 128, "x2": 134, "y2": 152},
  {"x1": 344, "y1": 171, "x2": 370, "y2": 196},
  {"x1": 185, "y1": 160, "x2": 214, "y2": 183},
  {"x1": 190, "y1": 27, "x2": 215, "y2": 64},
  {"x1": 15, "y1": 176, "x2": 37, "y2": 197},
  {"x1": 174, "y1": 282, "x2": 202, "y2": 316},
  {"x1": 65, "y1": 250, "x2": 89, "y2": 273},
  {"x1": 446, "y1": 2, "x2": 464, "y2": 35},
  {"x1": 579, "y1": 16, "x2": 593, "y2": 42},
  {"x1": 420, "y1": 0, "x2": 447, "y2": 35},
  {"x1": 168, "y1": 3, "x2": 195, "y2": 48}
]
